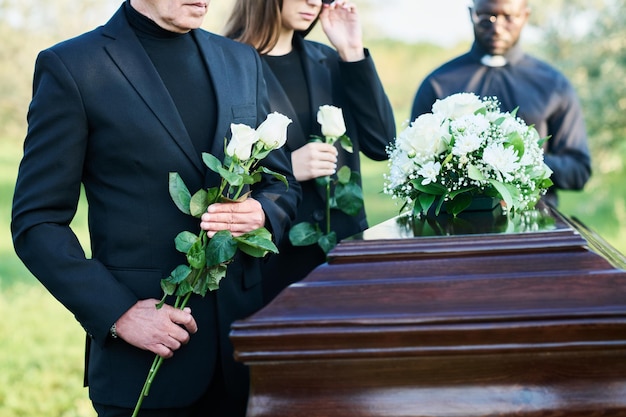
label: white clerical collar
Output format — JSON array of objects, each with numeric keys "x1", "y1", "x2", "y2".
[{"x1": 481, "y1": 54, "x2": 507, "y2": 67}]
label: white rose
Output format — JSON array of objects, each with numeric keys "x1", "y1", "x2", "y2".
[
  {"x1": 257, "y1": 112, "x2": 292, "y2": 149},
  {"x1": 397, "y1": 113, "x2": 449, "y2": 158},
  {"x1": 317, "y1": 105, "x2": 346, "y2": 139},
  {"x1": 432, "y1": 93, "x2": 483, "y2": 120},
  {"x1": 226, "y1": 123, "x2": 259, "y2": 160}
]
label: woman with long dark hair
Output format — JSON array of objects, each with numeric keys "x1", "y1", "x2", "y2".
[{"x1": 224, "y1": 0, "x2": 396, "y2": 304}]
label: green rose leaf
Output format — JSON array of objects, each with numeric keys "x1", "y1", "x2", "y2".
[
  {"x1": 206, "y1": 230, "x2": 237, "y2": 266},
  {"x1": 174, "y1": 231, "x2": 198, "y2": 254},
  {"x1": 259, "y1": 166, "x2": 288, "y2": 188},
  {"x1": 338, "y1": 134, "x2": 353, "y2": 153},
  {"x1": 206, "y1": 186, "x2": 221, "y2": 205},
  {"x1": 203, "y1": 152, "x2": 242, "y2": 187},
  {"x1": 318, "y1": 232, "x2": 337, "y2": 254},
  {"x1": 289, "y1": 222, "x2": 322, "y2": 246},
  {"x1": 202, "y1": 152, "x2": 223, "y2": 174},
  {"x1": 206, "y1": 264, "x2": 228, "y2": 292},
  {"x1": 190, "y1": 189, "x2": 209, "y2": 218},
  {"x1": 335, "y1": 181, "x2": 364, "y2": 216},
  {"x1": 175, "y1": 280, "x2": 194, "y2": 297},
  {"x1": 336, "y1": 165, "x2": 352, "y2": 184},
  {"x1": 241, "y1": 172, "x2": 261, "y2": 185},
  {"x1": 235, "y1": 227, "x2": 278, "y2": 258},
  {"x1": 169, "y1": 172, "x2": 191, "y2": 215},
  {"x1": 160, "y1": 264, "x2": 192, "y2": 297}
]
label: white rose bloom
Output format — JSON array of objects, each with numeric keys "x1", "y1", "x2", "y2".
[
  {"x1": 317, "y1": 105, "x2": 347, "y2": 138},
  {"x1": 432, "y1": 93, "x2": 483, "y2": 120},
  {"x1": 417, "y1": 160, "x2": 442, "y2": 185},
  {"x1": 482, "y1": 142, "x2": 521, "y2": 181},
  {"x1": 398, "y1": 113, "x2": 449, "y2": 158},
  {"x1": 257, "y1": 112, "x2": 292, "y2": 149},
  {"x1": 227, "y1": 123, "x2": 259, "y2": 160}
]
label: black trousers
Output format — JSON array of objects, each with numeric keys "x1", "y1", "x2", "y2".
[{"x1": 93, "y1": 360, "x2": 247, "y2": 417}]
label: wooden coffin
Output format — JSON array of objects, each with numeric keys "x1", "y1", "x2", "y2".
[{"x1": 231, "y1": 202, "x2": 626, "y2": 417}]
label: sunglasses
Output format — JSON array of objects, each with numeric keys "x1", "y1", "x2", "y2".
[{"x1": 322, "y1": 0, "x2": 334, "y2": 4}]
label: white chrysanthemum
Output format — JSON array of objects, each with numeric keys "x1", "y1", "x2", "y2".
[
  {"x1": 452, "y1": 133, "x2": 483, "y2": 156},
  {"x1": 432, "y1": 93, "x2": 484, "y2": 120},
  {"x1": 483, "y1": 142, "x2": 521, "y2": 181},
  {"x1": 396, "y1": 113, "x2": 449, "y2": 159},
  {"x1": 417, "y1": 161, "x2": 441, "y2": 185}
]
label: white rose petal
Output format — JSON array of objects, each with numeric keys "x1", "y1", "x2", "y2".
[
  {"x1": 257, "y1": 112, "x2": 292, "y2": 149},
  {"x1": 317, "y1": 105, "x2": 346, "y2": 139},
  {"x1": 398, "y1": 113, "x2": 449, "y2": 159},
  {"x1": 432, "y1": 92, "x2": 484, "y2": 119},
  {"x1": 227, "y1": 123, "x2": 259, "y2": 160}
]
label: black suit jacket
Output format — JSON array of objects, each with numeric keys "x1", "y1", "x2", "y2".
[
  {"x1": 261, "y1": 35, "x2": 395, "y2": 302},
  {"x1": 11, "y1": 5, "x2": 299, "y2": 409}
]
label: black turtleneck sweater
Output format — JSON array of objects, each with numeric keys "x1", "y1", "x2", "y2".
[{"x1": 124, "y1": 1, "x2": 216, "y2": 155}]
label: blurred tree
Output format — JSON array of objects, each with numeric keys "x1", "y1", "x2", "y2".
[{"x1": 532, "y1": 0, "x2": 626, "y2": 245}]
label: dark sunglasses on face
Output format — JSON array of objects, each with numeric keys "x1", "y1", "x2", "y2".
[{"x1": 322, "y1": 0, "x2": 334, "y2": 4}]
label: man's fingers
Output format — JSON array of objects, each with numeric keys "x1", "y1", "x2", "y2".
[{"x1": 168, "y1": 306, "x2": 198, "y2": 335}]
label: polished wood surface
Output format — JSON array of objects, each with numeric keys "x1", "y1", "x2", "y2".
[{"x1": 232, "y1": 202, "x2": 626, "y2": 416}]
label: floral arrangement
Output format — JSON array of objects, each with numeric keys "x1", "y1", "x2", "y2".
[
  {"x1": 288, "y1": 105, "x2": 363, "y2": 254},
  {"x1": 384, "y1": 93, "x2": 553, "y2": 217},
  {"x1": 132, "y1": 112, "x2": 292, "y2": 417}
]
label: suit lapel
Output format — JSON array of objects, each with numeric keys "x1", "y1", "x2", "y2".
[
  {"x1": 102, "y1": 8, "x2": 204, "y2": 174},
  {"x1": 193, "y1": 30, "x2": 230, "y2": 162},
  {"x1": 299, "y1": 38, "x2": 333, "y2": 133}
]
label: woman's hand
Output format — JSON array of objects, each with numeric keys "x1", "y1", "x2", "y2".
[
  {"x1": 319, "y1": 0, "x2": 365, "y2": 62},
  {"x1": 291, "y1": 142, "x2": 338, "y2": 181}
]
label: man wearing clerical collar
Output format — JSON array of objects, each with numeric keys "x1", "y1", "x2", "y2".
[{"x1": 410, "y1": 0, "x2": 591, "y2": 208}]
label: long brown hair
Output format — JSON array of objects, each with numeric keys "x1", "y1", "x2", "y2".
[
  {"x1": 223, "y1": 0, "x2": 283, "y2": 54},
  {"x1": 223, "y1": 0, "x2": 319, "y2": 54}
]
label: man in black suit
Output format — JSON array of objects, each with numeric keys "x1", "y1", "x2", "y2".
[{"x1": 11, "y1": 0, "x2": 299, "y2": 416}]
